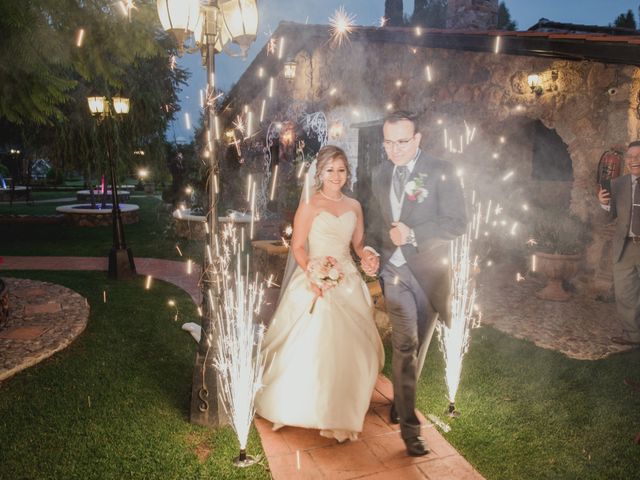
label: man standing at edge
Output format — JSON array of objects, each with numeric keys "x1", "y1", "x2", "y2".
[
  {"x1": 598, "y1": 140, "x2": 640, "y2": 347},
  {"x1": 361, "y1": 111, "x2": 467, "y2": 456}
]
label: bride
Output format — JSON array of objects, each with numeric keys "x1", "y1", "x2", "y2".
[{"x1": 255, "y1": 145, "x2": 384, "y2": 442}]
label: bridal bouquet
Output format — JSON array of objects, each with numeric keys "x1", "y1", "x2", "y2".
[{"x1": 306, "y1": 256, "x2": 344, "y2": 314}]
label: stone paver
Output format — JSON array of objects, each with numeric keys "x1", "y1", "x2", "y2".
[
  {"x1": 0, "y1": 277, "x2": 89, "y2": 381},
  {"x1": 478, "y1": 264, "x2": 631, "y2": 360}
]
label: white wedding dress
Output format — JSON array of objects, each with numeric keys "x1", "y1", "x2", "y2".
[{"x1": 255, "y1": 210, "x2": 385, "y2": 442}]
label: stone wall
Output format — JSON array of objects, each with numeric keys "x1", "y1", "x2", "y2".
[
  {"x1": 231, "y1": 37, "x2": 640, "y2": 292},
  {"x1": 62, "y1": 210, "x2": 139, "y2": 227}
]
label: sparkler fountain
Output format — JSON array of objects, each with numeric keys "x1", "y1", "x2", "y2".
[
  {"x1": 213, "y1": 224, "x2": 266, "y2": 467},
  {"x1": 437, "y1": 199, "x2": 482, "y2": 417}
]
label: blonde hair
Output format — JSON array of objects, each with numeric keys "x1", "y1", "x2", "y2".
[{"x1": 314, "y1": 145, "x2": 352, "y2": 190}]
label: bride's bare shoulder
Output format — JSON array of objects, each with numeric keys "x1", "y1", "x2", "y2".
[
  {"x1": 295, "y1": 194, "x2": 321, "y2": 218},
  {"x1": 346, "y1": 196, "x2": 362, "y2": 211}
]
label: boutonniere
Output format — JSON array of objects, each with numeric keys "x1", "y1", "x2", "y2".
[{"x1": 404, "y1": 173, "x2": 429, "y2": 203}]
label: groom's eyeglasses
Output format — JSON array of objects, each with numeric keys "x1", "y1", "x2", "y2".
[{"x1": 383, "y1": 136, "x2": 415, "y2": 149}]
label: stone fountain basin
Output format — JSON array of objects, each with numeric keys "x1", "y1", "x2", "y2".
[
  {"x1": 76, "y1": 189, "x2": 130, "y2": 202},
  {"x1": 56, "y1": 203, "x2": 140, "y2": 227},
  {"x1": 172, "y1": 208, "x2": 252, "y2": 240}
]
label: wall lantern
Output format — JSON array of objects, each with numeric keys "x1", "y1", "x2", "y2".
[
  {"x1": 283, "y1": 57, "x2": 297, "y2": 80},
  {"x1": 329, "y1": 121, "x2": 344, "y2": 140},
  {"x1": 527, "y1": 74, "x2": 542, "y2": 96}
]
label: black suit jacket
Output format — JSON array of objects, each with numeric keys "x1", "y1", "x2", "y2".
[
  {"x1": 609, "y1": 173, "x2": 636, "y2": 263},
  {"x1": 366, "y1": 151, "x2": 468, "y2": 325}
]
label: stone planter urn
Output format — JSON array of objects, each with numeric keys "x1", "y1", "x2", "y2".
[{"x1": 534, "y1": 252, "x2": 582, "y2": 302}]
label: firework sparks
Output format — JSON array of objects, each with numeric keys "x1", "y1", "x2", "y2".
[
  {"x1": 494, "y1": 35, "x2": 501, "y2": 54},
  {"x1": 270, "y1": 164, "x2": 279, "y2": 201},
  {"x1": 167, "y1": 299, "x2": 178, "y2": 321},
  {"x1": 260, "y1": 99, "x2": 266, "y2": 122},
  {"x1": 117, "y1": 0, "x2": 137, "y2": 21},
  {"x1": 250, "y1": 181, "x2": 256, "y2": 239},
  {"x1": 211, "y1": 225, "x2": 266, "y2": 463},
  {"x1": 436, "y1": 205, "x2": 482, "y2": 415},
  {"x1": 76, "y1": 29, "x2": 85, "y2": 47},
  {"x1": 329, "y1": 6, "x2": 356, "y2": 47},
  {"x1": 145, "y1": 275, "x2": 152, "y2": 290},
  {"x1": 379, "y1": 16, "x2": 388, "y2": 27},
  {"x1": 233, "y1": 115, "x2": 246, "y2": 137},
  {"x1": 267, "y1": 37, "x2": 277, "y2": 56}
]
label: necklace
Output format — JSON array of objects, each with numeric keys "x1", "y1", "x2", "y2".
[{"x1": 319, "y1": 190, "x2": 344, "y2": 202}]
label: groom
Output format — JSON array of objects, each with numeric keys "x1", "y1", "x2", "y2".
[{"x1": 363, "y1": 110, "x2": 467, "y2": 456}]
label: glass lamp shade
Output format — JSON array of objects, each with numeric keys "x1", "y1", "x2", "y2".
[
  {"x1": 220, "y1": 0, "x2": 258, "y2": 53},
  {"x1": 527, "y1": 74, "x2": 541, "y2": 88},
  {"x1": 283, "y1": 59, "x2": 296, "y2": 80},
  {"x1": 112, "y1": 96, "x2": 130, "y2": 115},
  {"x1": 87, "y1": 95, "x2": 106, "y2": 115},
  {"x1": 156, "y1": 0, "x2": 201, "y2": 44}
]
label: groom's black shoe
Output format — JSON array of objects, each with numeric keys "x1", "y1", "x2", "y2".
[
  {"x1": 404, "y1": 436, "x2": 430, "y2": 457},
  {"x1": 389, "y1": 403, "x2": 399, "y2": 424}
]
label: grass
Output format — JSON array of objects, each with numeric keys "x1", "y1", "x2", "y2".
[
  {"x1": 383, "y1": 326, "x2": 640, "y2": 480},
  {"x1": 0, "y1": 271, "x2": 269, "y2": 480},
  {"x1": 0, "y1": 196, "x2": 202, "y2": 260}
]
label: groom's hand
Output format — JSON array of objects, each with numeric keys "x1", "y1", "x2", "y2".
[{"x1": 390, "y1": 222, "x2": 411, "y2": 246}]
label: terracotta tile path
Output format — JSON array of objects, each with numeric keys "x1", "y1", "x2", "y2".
[{"x1": 1, "y1": 256, "x2": 483, "y2": 479}]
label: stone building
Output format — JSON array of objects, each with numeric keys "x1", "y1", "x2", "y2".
[{"x1": 216, "y1": 18, "x2": 640, "y2": 294}]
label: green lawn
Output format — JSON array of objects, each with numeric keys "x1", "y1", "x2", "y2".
[
  {"x1": 0, "y1": 196, "x2": 202, "y2": 260},
  {"x1": 0, "y1": 271, "x2": 269, "y2": 480},
  {"x1": 391, "y1": 327, "x2": 640, "y2": 480}
]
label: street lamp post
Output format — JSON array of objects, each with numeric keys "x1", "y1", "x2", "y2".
[
  {"x1": 157, "y1": 0, "x2": 258, "y2": 428},
  {"x1": 87, "y1": 94, "x2": 136, "y2": 279}
]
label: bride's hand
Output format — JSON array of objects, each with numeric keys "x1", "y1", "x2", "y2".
[{"x1": 310, "y1": 283, "x2": 323, "y2": 297}]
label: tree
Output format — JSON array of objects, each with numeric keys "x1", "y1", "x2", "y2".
[
  {"x1": 613, "y1": 9, "x2": 637, "y2": 29},
  {"x1": 385, "y1": 0, "x2": 404, "y2": 26},
  {"x1": 497, "y1": 1, "x2": 517, "y2": 31},
  {"x1": 411, "y1": 0, "x2": 447, "y2": 28},
  {"x1": 0, "y1": 1, "x2": 187, "y2": 185}
]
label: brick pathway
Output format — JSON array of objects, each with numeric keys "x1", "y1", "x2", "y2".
[{"x1": 1, "y1": 255, "x2": 483, "y2": 480}]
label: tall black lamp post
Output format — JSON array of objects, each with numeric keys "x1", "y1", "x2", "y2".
[
  {"x1": 87, "y1": 94, "x2": 136, "y2": 279},
  {"x1": 156, "y1": 0, "x2": 258, "y2": 427}
]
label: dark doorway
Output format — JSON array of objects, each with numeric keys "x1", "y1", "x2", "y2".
[
  {"x1": 531, "y1": 120, "x2": 573, "y2": 181},
  {"x1": 354, "y1": 122, "x2": 385, "y2": 222}
]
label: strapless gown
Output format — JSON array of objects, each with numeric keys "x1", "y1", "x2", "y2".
[{"x1": 255, "y1": 210, "x2": 385, "y2": 442}]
